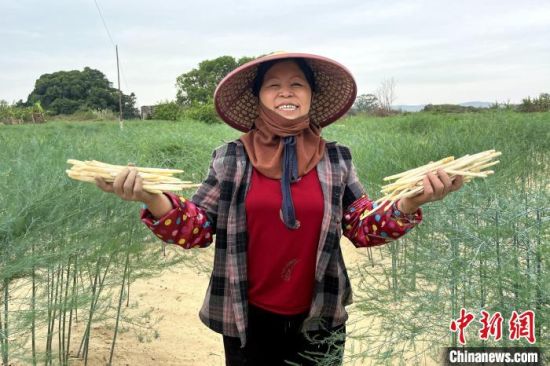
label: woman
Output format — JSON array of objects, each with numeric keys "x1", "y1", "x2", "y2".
[{"x1": 95, "y1": 52, "x2": 464, "y2": 365}]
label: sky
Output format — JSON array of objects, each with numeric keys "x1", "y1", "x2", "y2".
[{"x1": 2, "y1": 0, "x2": 550, "y2": 107}]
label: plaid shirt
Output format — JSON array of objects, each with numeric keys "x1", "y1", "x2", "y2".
[{"x1": 141, "y1": 139, "x2": 422, "y2": 347}]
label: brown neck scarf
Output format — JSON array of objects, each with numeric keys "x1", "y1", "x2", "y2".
[
  {"x1": 240, "y1": 102, "x2": 326, "y2": 230},
  {"x1": 240, "y1": 102, "x2": 326, "y2": 179}
]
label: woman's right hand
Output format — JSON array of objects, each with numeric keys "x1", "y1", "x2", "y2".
[{"x1": 95, "y1": 164, "x2": 160, "y2": 204}]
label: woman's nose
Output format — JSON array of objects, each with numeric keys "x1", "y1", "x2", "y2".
[{"x1": 278, "y1": 87, "x2": 293, "y2": 97}]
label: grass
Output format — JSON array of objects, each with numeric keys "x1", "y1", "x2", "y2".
[{"x1": 0, "y1": 110, "x2": 548, "y2": 364}]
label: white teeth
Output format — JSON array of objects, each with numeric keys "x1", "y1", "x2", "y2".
[{"x1": 277, "y1": 104, "x2": 297, "y2": 110}]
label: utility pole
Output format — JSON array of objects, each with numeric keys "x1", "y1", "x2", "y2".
[{"x1": 116, "y1": 45, "x2": 123, "y2": 130}]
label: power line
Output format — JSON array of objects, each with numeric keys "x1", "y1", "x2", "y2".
[
  {"x1": 92, "y1": 0, "x2": 127, "y2": 125},
  {"x1": 92, "y1": 0, "x2": 136, "y2": 118},
  {"x1": 92, "y1": 0, "x2": 130, "y2": 91},
  {"x1": 93, "y1": 0, "x2": 115, "y2": 47}
]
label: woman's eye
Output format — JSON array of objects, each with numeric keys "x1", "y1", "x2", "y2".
[{"x1": 292, "y1": 83, "x2": 303, "y2": 87}]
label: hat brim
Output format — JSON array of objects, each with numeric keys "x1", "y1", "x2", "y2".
[{"x1": 214, "y1": 52, "x2": 357, "y2": 132}]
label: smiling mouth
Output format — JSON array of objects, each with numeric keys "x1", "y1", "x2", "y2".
[{"x1": 276, "y1": 104, "x2": 299, "y2": 111}]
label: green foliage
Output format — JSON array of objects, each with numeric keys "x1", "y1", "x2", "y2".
[
  {"x1": 1, "y1": 111, "x2": 548, "y2": 364},
  {"x1": 0, "y1": 100, "x2": 12, "y2": 122},
  {"x1": 324, "y1": 111, "x2": 549, "y2": 364},
  {"x1": 32, "y1": 101, "x2": 44, "y2": 113},
  {"x1": 489, "y1": 100, "x2": 516, "y2": 111},
  {"x1": 422, "y1": 104, "x2": 482, "y2": 113},
  {"x1": 120, "y1": 92, "x2": 140, "y2": 119},
  {"x1": 27, "y1": 67, "x2": 111, "y2": 109},
  {"x1": 175, "y1": 55, "x2": 254, "y2": 105},
  {"x1": 151, "y1": 100, "x2": 220, "y2": 124},
  {"x1": 0, "y1": 119, "x2": 240, "y2": 364},
  {"x1": 0, "y1": 100, "x2": 34, "y2": 123},
  {"x1": 181, "y1": 101, "x2": 220, "y2": 124},
  {"x1": 152, "y1": 101, "x2": 182, "y2": 121},
  {"x1": 518, "y1": 93, "x2": 550, "y2": 112},
  {"x1": 26, "y1": 67, "x2": 138, "y2": 117},
  {"x1": 351, "y1": 93, "x2": 379, "y2": 114},
  {"x1": 51, "y1": 108, "x2": 118, "y2": 121},
  {"x1": 48, "y1": 98, "x2": 81, "y2": 114}
]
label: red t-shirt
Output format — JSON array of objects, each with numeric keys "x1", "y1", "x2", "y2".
[{"x1": 245, "y1": 167, "x2": 324, "y2": 315}]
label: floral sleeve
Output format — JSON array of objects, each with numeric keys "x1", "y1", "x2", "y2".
[
  {"x1": 342, "y1": 195, "x2": 423, "y2": 247},
  {"x1": 140, "y1": 192, "x2": 214, "y2": 249}
]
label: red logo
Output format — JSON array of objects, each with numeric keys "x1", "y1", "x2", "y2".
[
  {"x1": 449, "y1": 308, "x2": 475, "y2": 345},
  {"x1": 450, "y1": 309, "x2": 536, "y2": 344},
  {"x1": 479, "y1": 310, "x2": 503, "y2": 341},
  {"x1": 509, "y1": 310, "x2": 536, "y2": 344}
]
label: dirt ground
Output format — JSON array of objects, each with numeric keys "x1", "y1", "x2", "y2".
[
  {"x1": 68, "y1": 238, "x2": 375, "y2": 366},
  {"x1": 14, "y1": 238, "x2": 438, "y2": 365},
  {"x1": 71, "y1": 244, "x2": 226, "y2": 366}
]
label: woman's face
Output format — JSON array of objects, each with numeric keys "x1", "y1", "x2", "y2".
[{"x1": 259, "y1": 60, "x2": 312, "y2": 119}]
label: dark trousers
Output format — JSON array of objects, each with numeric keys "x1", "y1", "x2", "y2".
[{"x1": 223, "y1": 304, "x2": 345, "y2": 366}]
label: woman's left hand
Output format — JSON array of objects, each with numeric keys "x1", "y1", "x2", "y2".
[{"x1": 398, "y1": 168, "x2": 464, "y2": 214}]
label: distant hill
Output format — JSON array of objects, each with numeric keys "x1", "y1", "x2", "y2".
[
  {"x1": 392, "y1": 101, "x2": 492, "y2": 112},
  {"x1": 392, "y1": 104, "x2": 425, "y2": 112}
]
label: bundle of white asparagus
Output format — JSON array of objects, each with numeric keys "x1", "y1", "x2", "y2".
[
  {"x1": 66, "y1": 159, "x2": 201, "y2": 194},
  {"x1": 360, "y1": 149, "x2": 501, "y2": 219}
]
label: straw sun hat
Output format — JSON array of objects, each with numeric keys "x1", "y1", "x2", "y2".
[{"x1": 214, "y1": 51, "x2": 357, "y2": 132}]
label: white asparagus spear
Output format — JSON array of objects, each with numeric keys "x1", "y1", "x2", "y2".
[
  {"x1": 66, "y1": 159, "x2": 200, "y2": 194},
  {"x1": 359, "y1": 150, "x2": 501, "y2": 219}
]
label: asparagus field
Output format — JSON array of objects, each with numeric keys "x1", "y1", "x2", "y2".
[{"x1": 0, "y1": 110, "x2": 548, "y2": 365}]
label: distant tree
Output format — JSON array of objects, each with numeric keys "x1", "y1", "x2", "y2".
[
  {"x1": 0, "y1": 100, "x2": 10, "y2": 122},
  {"x1": 376, "y1": 78, "x2": 396, "y2": 112},
  {"x1": 182, "y1": 101, "x2": 221, "y2": 124},
  {"x1": 26, "y1": 67, "x2": 138, "y2": 117},
  {"x1": 121, "y1": 92, "x2": 139, "y2": 119},
  {"x1": 0, "y1": 100, "x2": 34, "y2": 123},
  {"x1": 518, "y1": 93, "x2": 550, "y2": 112},
  {"x1": 535, "y1": 93, "x2": 549, "y2": 110},
  {"x1": 422, "y1": 104, "x2": 480, "y2": 113},
  {"x1": 48, "y1": 98, "x2": 81, "y2": 114},
  {"x1": 175, "y1": 55, "x2": 255, "y2": 105},
  {"x1": 152, "y1": 101, "x2": 182, "y2": 121},
  {"x1": 353, "y1": 93, "x2": 379, "y2": 113},
  {"x1": 490, "y1": 99, "x2": 516, "y2": 111}
]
